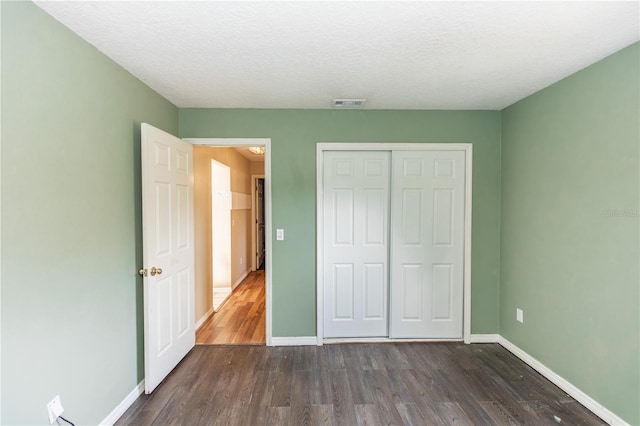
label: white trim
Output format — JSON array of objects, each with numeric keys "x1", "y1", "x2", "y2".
[
  {"x1": 324, "y1": 337, "x2": 463, "y2": 344},
  {"x1": 232, "y1": 269, "x2": 250, "y2": 290},
  {"x1": 316, "y1": 142, "x2": 473, "y2": 152},
  {"x1": 99, "y1": 381, "x2": 144, "y2": 425},
  {"x1": 498, "y1": 337, "x2": 628, "y2": 426},
  {"x1": 463, "y1": 145, "x2": 473, "y2": 343},
  {"x1": 231, "y1": 192, "x2": 251, "y2": 210},
  {"x1": 212, "y1": 288, "x2": 232, "y2": 311},
  {"x1": 468, "y1": 334, "x2": 500, "y2": 343},
  {"x1": 316, "y1": 142, "x2": 473, "y2": 344},
  {"x1": 186, "y1": 138, "x2": 271, "y2": 147},
  {"x1": 271, "y1": 336, "x2": 319, "y2": 346},
  {"x1": 184, "y1": 138, "x2": 272, "y2": 346},
  {"x1": 316, "y1": 144, "x2": 324, "y2": 344},
  {"x1": 195, "y1": 308, "x2": 214, "y2": 331}
]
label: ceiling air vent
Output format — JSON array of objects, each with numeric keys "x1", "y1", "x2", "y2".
[{"x1": 332, "y1": 98, "x2": 366, "y2": 108}]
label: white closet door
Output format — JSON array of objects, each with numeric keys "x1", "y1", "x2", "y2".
[
  {"x1": 389, "y1": 151, "x2": 465, "y2": 338},
  {"x1": 323, "y1": 151, "x2": 391, "y2": 338}
]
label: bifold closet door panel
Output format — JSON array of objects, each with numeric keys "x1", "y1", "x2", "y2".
[
  {"x1": 323, "y1": 151, "x2": 391, "y2": 338},
  {"x1": 389, "y1": 151, "x2": 466, "y2": 339}
]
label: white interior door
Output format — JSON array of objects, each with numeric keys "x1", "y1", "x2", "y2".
[
  {"x1": 323, "y1": 151, "x2": 391, "y2": 338},
  {"x1": 389, "y1": 150, "x2": 465, "y2": 338},
  {"x1": 141, "y1": 123, "x2": 195, "y2": 393}
]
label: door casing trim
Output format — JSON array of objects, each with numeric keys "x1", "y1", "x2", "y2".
[{"x1": 316, "y1": 142, "x2": 473, "y2": 345}]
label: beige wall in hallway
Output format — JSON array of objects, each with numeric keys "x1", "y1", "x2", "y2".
[
  {"x1": 193, "y1": 146, "x2": 254, "y2": 321},
  {"x1": 250, "y1": 160, "x2": 265, "y2": 175}
]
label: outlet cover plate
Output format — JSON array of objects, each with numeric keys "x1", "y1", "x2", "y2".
[{"x1": 47, "y1": 395, "x2": 64, "y2": 424}]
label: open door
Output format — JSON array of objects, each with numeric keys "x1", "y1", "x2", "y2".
[
  {"x1": 140, "y1": 123, "x2": 195, "y2": 393},
  {"x1": 255, "y1": 178, "x2": 265, "y2": 269}
]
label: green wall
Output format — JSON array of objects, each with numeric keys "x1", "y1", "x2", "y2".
[
  {"x1": 179, "y1": 109, "x2": 502, "y2": 337},
  {"x1": 1, "y1": 2, "x2": 178, "y2": 424},
  {"x1": 500, "y1": 43, "x2": 639, "y2": 424}
]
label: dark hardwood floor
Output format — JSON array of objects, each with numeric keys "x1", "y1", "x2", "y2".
[
  {"x1": 116, "y1": 342, "x2": 604, "y2": 426},
  {"x1": 196, "y1": 270, "x2": 265, "y2": 345}
]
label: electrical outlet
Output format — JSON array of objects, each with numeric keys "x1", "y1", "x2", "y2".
[
  {"x1": 47, "y1": 395, "x2": 64, "y2": 424},
  {"x1": 240, "y1": 257, "x2": 243, "y2": 265},
  {"x1": 276, "y1": 229, "x2": 284, "y2": 240},
  {"x1": 516, "y1": 308, "x2": 524, "y2": 323}
]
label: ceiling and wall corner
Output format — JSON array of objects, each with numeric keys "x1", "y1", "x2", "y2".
[{"x1": 34, "y1": 1, "x2": 639, "y2": 110}]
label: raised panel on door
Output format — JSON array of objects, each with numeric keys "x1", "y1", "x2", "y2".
[
  {"x1": 323, "y1": 151, "x2": 390, "y2": 338},
  {"x1": 389, "y1": 150, "x2": 465, "y2": 338}
]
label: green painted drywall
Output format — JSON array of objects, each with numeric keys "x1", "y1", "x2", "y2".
[
  {"x1": 501, "y1": 42, "x2": 640, "y2": 424},
  {"x1": 1, "y1": 2, "x2": 178, "y2": 424},
  {"x1": 179, "y1": 109, "x2": 502, "y2": 337}
]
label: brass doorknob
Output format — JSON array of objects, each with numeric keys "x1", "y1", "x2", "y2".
[
  {"x1": 138, "y1": 268, "x2": 147, "y2": 277},
  {"x1": 150, "y1": 267, "x2": 163, "y2": 276}
]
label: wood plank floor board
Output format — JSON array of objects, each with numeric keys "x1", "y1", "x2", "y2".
[
  {"x1": 367, "y1": 369, "x2": 405, "y2": 425},
  {"x1": 309, "y1": 370, "x2": 332, "y2": 406},
  {"x1": 437, "y1": 401, "x2": 475, "y2": 426},
  {"x1": 117, "y1": 346, "x2": 209, "y2": 425},
  {"x1": 290, "y1": 370, "x2": 314, "y2": 425},
  {"x1": 354, "y1": 404, "x2": 381, "y2": 426},
  {"x1": 311, "y1": 404, "x2": 337, "y2": 425},
  {"x1": 395, "y1": 403, "x2": 427, "y2": 426},
  {"x1": 327, "y1": 369, "x2": 359, "y2": 425},
  {"x1": 117, "y1": 343, "x2": 606, "y2": 426},
  {"x1": 382, "y1": 366, "x2": 420, "y2": 405},
  {"x1": 414, "y1": 396, "x2": 454, "y2": 425},
  {"x1": 345, "y1": 365, "x2": 374, "y2": 405},
  {"x1": 236, "y1": 370, "x2": 270, "y2": 426},
  {"x1": 266, "y1": 407, "x2": 290, "y2": 425},
  {"x1": 270, "y1": 370, "x2": 293, "y2": 408}
]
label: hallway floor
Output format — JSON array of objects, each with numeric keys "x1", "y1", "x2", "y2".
[{"x1": 196, "y1": 270, "x2": 265, "y2": 345}]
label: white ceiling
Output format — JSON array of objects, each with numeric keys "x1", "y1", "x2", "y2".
[
  {"x1": 36, "y1": 1, "x2": 639, "y2": 110},
  {"x1": 234, "y1": 146, "x2": 266, "y2": 162}
]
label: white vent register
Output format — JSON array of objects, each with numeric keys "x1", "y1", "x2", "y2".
[{"x1": 332, "y1": 99, "x2": 366, "y2": 108}]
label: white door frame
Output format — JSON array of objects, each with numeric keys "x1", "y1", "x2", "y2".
[
  {"x1": 251, "y1": 174, "x2": 265, "y2": 272},
  {"x1": 186, "y1": 138, "x2": 272, "y2": 346},
  {"x1": 316, "y1": 143, "x2": 473, "y2": 344}
]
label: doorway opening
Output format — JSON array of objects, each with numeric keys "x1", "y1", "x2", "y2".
[
  {"x1": 253, "y1": 176, "x2": 266, "y2": 271},
  {"x1": 188, "y1": 140, "x2": 271, "y2": 346},
  {"x1": 211, "y1": 159, "x2": 232, "y2": 310}
]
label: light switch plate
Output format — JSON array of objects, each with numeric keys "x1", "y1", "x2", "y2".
[
  {"x1": 276, "y1": 229, "x2": 284, "y2": 240},
  {"x1": 516, "y1": 308, "x2": 524, "y2": 323}
]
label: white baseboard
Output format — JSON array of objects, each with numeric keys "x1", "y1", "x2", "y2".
[
  {"x1": 195, "y1": 308, "x2": 214, "y2": 331},
  {"x1": 232, "y1": 270, "x2": 250, "y2": 290},
  {"x1": 271, "y1": 336, "x2": 318, "y2": 346},
  {"x1": 100, "y1": 380, "x2": 144, "y2": 425},
  {"x1": 468, "y1": 334, "x2": 501, "y2": 343},
  {"x1": 497, "y1": 336, "x2": 628, "y2": 426},
  {"x1": 213, "y1": 288, "x2": 232, "y2": 311},
  {"x1": 323, "y1": 337, "x2": 463, "y2": 345}
]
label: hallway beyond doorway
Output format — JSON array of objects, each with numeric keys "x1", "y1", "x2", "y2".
[{"x1": 196, "y1": 270, "x2": 266, "y2": 345}]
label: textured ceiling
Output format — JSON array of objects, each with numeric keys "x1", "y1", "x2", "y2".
[{"x1": 35, "y1": 1, "x2": 639, "y2": 110}]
